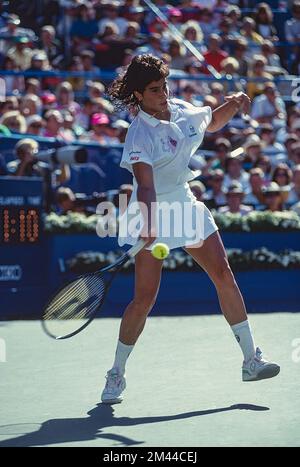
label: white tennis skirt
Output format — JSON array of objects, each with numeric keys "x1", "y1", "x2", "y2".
[{"x1": 118, "y1": 183, "x2": 218, "y2": 250}]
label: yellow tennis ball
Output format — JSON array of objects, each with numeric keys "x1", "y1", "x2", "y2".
[{"x1": 151, "y1": 243, "x2": 170, "y2": 260}]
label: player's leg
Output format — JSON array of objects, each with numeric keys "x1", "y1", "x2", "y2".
[
  {"x1": 101, "y1": 249, "x2": 163, "y2": 403},
  {"x1": 185, "y1": 231, "x2": 280, "y2": 382}
]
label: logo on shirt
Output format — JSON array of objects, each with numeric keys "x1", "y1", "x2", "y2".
[
  {"x1": 188, "y1": 125, "x2": 197, "y2": 137},
  {"x1": 129, "y1": 150, "x2": 141, "y2": 161}
]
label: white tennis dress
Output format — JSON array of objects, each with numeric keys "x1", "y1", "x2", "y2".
[{"x1": 118, "y1": 98, "x2": 218, "y2": 250}]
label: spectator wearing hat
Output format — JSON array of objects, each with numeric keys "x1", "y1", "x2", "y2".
[
  {"x1": 0, "y1": 110, "x2": 26, "y2": 133},
  {"x1": 260, "y1": 40, "x2": 284, "y2": 74},
  {"x1": 111, "y1": 119, "x2": 130, "y2": 144},
  {"x1": 203, "y1": 169, "x2": 226, "y2": 209},
  {"x1": 25, "y1": 78, "x2": 41, "y2": 96},
  {"x1": 80, "y1": 49, "x2": 98, "y2": 73},
  {"x1": 6, "y1": 138, "x2": 41, "y2": 177},
  {"x1": 6, "y1": 36, "x2": 33, "y2": 70},
  {"x1": 39, "y1": 25, "x2": 62, "y2": 64},
  {"x1": 219, "y1": 181, "x2": 253, "y2": 216},
  {"x1": 211, "y1": 137, "x2": 232, "y2": 171},
  {"x1": 189, "y1": 180, "x2": 206, "y2": 202},
  {"x1": 81, "y1": 113, "x2": 116, "y2": 145},
  {"x1": 20, "y1": 94, "x2": 42, "y2": 121},
  {"x1": 220, "y1": 57, "x2": 243, "y2": 93},
  {"x1": 243, "y1": 134, "x2": 264, "y2": 171},
  {"x1": 251, "y1": 82, "x2": 286, "y2": 124},
  {"x1": 244, "y1": 167, "x2": 266, "y2": 209},
  {"x1": 224, "y1": 5, "x2": 242, "y2": 36},
  {"x1": 224, "y1": 154, "x2": 250, "y2": 192},
  {"x1": 26, "y1": 115, "x2": 44, "y2": 136},
  {"x1": 0, "y1": 13, "x2": 35, "y2": 54},
  {"x1": 180, "y1": 84, "x2": 202, "y2": 107},
  {"x1": 261, "y1": 181, "x2": 284, "y2": 212},
  {"x1": 136, "y1": 33, "x2": 164, "y2": 58}
]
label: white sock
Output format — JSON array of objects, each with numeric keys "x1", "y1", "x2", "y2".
[
  {"x1": 231, "y1": 319, "x2": 256, "y2": 362},
  {"x1": 112, "y1": 340, "x2": 134, "y2": 375}
]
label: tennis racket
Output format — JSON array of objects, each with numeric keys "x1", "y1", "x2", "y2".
[{"x1": 41, "y1": 239, "x2": 146, "y2": 340}]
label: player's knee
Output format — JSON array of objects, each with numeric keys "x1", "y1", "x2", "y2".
[
  {"x1": 211, "y1": 261, "x2": 235, "y2": 287},
  {"x1": 132, "y1": 292, "x2": 157, "y2": 315}
]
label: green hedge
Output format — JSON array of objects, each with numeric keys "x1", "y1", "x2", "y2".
[
  {"x1": 44, "y1": 210, "x2": 300, "y2": 234},
  {"x1": 66, "y1": 248, "x2": 300, "y2": 274}
]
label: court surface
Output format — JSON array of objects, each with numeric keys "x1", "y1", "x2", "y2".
[{"x1": 0, "y1": 313, "x2": 299, "y2": 447}]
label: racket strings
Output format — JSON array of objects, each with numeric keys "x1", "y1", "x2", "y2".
[{"x1": 44, "y1": 274, "x2": 106, "y2": 321}]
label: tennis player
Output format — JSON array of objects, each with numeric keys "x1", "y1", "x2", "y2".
[{"x1": 101, "y1": 54, "x2": 280, "y2": 404}]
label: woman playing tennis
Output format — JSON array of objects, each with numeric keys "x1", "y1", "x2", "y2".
[{"x1": 101, "y1": 54, "x2": 280, "y2": 404}]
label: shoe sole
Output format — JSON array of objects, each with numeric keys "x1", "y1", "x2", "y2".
[
  {"x1": 243, "y1": 364, "x2": 280, "y2": 382},
  {"x1": 101, "y1": 398, "x2": 123, "y2": 404}
]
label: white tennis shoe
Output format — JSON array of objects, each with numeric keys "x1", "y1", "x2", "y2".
[
  {"x1": 101, "y1": 368, "x2": 126, "y2": 404},
  {"x1": 242, "y1": 347, "x2": 280, "y2": 382}
]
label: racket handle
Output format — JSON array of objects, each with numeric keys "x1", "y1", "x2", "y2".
[{"x1": 127, "y1": 239, "x2": 147, "y2": 258}]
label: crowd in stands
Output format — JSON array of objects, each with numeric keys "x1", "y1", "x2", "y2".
[{"x1": 1, "y1": 0, "x2": 300, "y2": 217}]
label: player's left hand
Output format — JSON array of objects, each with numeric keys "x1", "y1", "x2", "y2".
[{"x1": 224, "y1": 92, "x2": 251, "y2": 115}]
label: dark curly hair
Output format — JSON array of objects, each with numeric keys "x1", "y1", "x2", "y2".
[{"x1": 108, "y1": 54, "x2": 169, "y2": 112}]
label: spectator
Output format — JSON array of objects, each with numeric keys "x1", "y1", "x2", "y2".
[
  {"x1": 247, "y1": 54, "x2": 273, "y2": 100},
  {"x1": 26, "y1": 114, "x2": 44, "y2": 136},
  {"x1": 203, "y1": 169, "x2": 226, "y2": 209},
  {"x1": 25, "y1": 78, "x2": 41, "y2": 96},
  {"x1": 70, "y1": 2, "x2": 99, "y2": 54},
  {"x1": 55, "y1": 81, "x2": 80, "y2": 115},
  {"x1": 260, "y1": 40, "x2": 284, "y2": 73},
  {"x1": 259, "y1": 124, "x2": 287, "y2": 165},
  {"x1": 168, "y1": 39, "x2": 187, "y2": 71},
  {"x1": 6, "y1": 36, "x2": 33, "y2": 70},
  {"x1": 180, "y1": 20, "x2": 204, "y2": 50},
  {"x1": 224, "y1": 155, "x2": 250, "y2": 192},
  {"x1": 189, "y1": 180, "x2": 206, "y2": 202},
  {"x1": 39, "y1": 25, "x2": 62, "y2": 64},
  {"x1": 2, "y1": 55, "x2": 24, "y2": 95},
  {"x1": 240, "y1": 16, "x2": 264, "y2": 60},
  {"x1": 55, "y1": 187, "x2": 81, "y2": 214},
  {"x1": 80, "y1": 112, "x2": 117, "y2": 145},
  {"x1": 289, "y1": 141, "x2": 300, "y2": 167},
  {"x1": 243, "y1": 134, "x2": 264, "y2": 170},
  {"x1": 0, "y1": 110, "x2": 26, "y2": 133},
  {"x1": 244, "y1": 168, "x2": 266, "y2": 209},
  {"x1": 66, "y1": 56, "x2": 85, "y2": 92},
  {"x1": 288, "y1": 164, "x2": 300, "y2": 205},
  {"x1": 219, "y1": 181, "x2": 253, "y2": 216},
  {"x1": 261, "y1": 182, "x2": 284, "y2": 211},
  {"x1": 0, "y1": 13, "x2": 35, "y2": 54},
  {"x1": 251, "y1": 82, "x2": 286, "y2": 124},
  {"x1": 254, "y1": 155, "x2": 272, "y2": 181},
  {"x1": 233, "y1": 37, "x2": 249, "y2": 76},
  {"x1": 111, "y1": 119, "x2": 130, "y2": 144},
  {"x1": 254, "y1": 2, "x2": 278, "y2": 41},
  {"x1": 198, "y1": 8, "x2": 215, "y2": 42},
  {"x1": 203, "y1": 34, "x2": 228, "y2": 74},
  {"x1": 20, "y1": 94, "x2": 42, "y2": 120},
  {"x1": 42, "y1": 109, "x2": 74, "y2": 141},
  {"x1": 80, "y1": 50, "x2": 98, "y2": 73},
  {"x1": 6, "y1": 138, "x2": 41, "y2": 177},
  {"x1": 98, "y1": 2, "x2": 128, "y2": 37},
  {"x1": 285, "y1": 0, "x2": 300, "y2": 44},
  {"x1": 272, "y1": 163, "x2": 293, "y2": 188}
]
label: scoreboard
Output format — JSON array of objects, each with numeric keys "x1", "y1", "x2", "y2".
[{"x1": 0, "y1": 177, "x2": 43, "y2": 245}]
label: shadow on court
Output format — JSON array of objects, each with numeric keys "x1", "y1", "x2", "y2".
[{"x1": 0, "y1": 403, "x2": 269, "y2": 447}]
